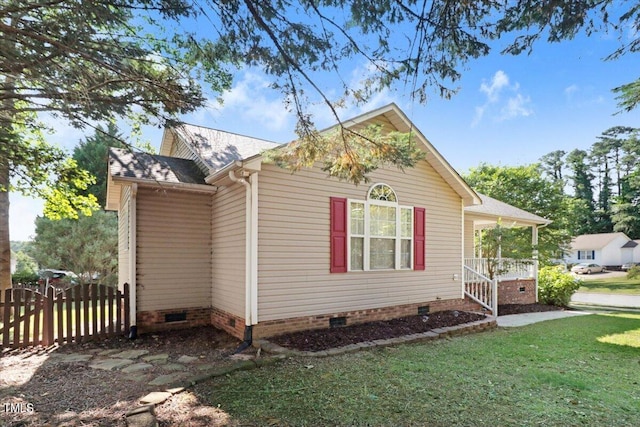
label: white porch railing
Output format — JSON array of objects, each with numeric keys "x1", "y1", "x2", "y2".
[
  {"x1": 463, "y1": 266, "x2": 498, "y2": 316},
  {"x1": 464, "y1": 258, "x2": 535, "y2": 281}
]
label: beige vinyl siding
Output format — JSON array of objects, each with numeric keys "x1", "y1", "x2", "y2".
[
  {"x1": 257, "y1": 160, "x2": 463, "y2": 321},
  {"x1": 464, "y1": 218, "x2": 475, "y2": 258},
  {"x1": 211, "y1": 183, "x2": 246, "y2": 318},
  {"x1": 136, "y1": 188, "x2": 212, "y2": 311},
  {"x1": 118, "y1": 186, "x2": 131, "y2": 291}
]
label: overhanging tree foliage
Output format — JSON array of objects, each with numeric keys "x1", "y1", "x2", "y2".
[
  {"x1": 2, "y1": 0, "x2": 640, "y2": 294},
  {"x1": 0, "y1": 0, "x2": 231, "y2": 293}
]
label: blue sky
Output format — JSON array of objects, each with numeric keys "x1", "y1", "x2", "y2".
[{"x1": 9, "y1": 24, "x2": 639, "y2": 241}]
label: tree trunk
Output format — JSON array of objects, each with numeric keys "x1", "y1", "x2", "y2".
[{"x1": 0, "y1": 161, "x2": 10, "y2": 300}]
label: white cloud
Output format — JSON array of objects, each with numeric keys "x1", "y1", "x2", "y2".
[
  {"x1": 214, "y1": 71, "x2": 293, "y2": 132},
  {"x1": 206, "y1": 70, "x2": 293, "y2": 131},
  {"x1": 500, "y1": 93, "x2": 533, "y2": 121},
  {"x1": 479, "y1": 70, "x2": 510, "y2": 102},
  {"x1": 564, "y1": 84, "x2": 579, "y2": 98},
  {"x1": 307, "y1": 62, "x2": 397, "y2": 128},
  {"x1": 473, "y1": 70, "x2": 533, "y2": 126}
]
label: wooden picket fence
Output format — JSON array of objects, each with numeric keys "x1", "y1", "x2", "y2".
[{"x1": 1, "y1": 283, "x2": 129, "y2": 349}]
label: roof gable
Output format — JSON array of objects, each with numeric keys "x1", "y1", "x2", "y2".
[
  {"x1": 571, "y1": 232, "x2": 631, "y2": 250},
  {"x1": 163, "y1": 124, "x2": 281, "y2": 173},
  {"x1": 332, "y1": 103, "x2": 481, "y2": 206}
]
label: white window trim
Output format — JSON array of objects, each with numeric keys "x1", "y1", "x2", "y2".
[
  {"x1": 347, "y1": 197, "x2": 414, "y2": 272},
  {"x1": 578, "y1": 250, "x2": 595, "y2": 260}
]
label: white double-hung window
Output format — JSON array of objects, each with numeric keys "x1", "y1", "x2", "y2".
[{"x1": 348, "y1": 183, "x2": 413, "y2": 271}]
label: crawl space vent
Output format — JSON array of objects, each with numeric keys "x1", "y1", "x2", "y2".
[
  {"x1": 165, "y1": 312, "x2": 187, "y2": 323},
  {"x1": 329, "y1": 317, "x2": 347, "y2": 328}
]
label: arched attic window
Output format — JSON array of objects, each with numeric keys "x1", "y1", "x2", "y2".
[{"x1": 368, "y1": 183, "x2": 397, "y2": 202}]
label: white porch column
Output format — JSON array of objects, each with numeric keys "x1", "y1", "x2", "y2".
[{"x1": 532, "y1": 225, "x2": 539, "y2": 302}]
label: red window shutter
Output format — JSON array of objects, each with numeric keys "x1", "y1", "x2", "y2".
[
  {"x1": 330, "y1": 197, "x2": 348, "y2": 273},
  {"x1": 414, "y1": 207, "x2": 425, "y2": 270}
]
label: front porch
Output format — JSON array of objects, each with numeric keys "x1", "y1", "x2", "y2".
[{"x1": 462, "y1": 193, "x2": 552, "y2": 316}]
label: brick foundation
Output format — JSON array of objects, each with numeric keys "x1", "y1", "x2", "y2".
[
  {"x1": 252, "y1": 297, "x2": 484, "y2": 339},
  {"x1": 137, "y1": 307, "x2": 211, "y2": 333},
  {"x1": 210, "y1": 307, "x2": 246, "y2": 339},
  {"x1": 497, "y1": 279, "x2": 536, "y2": 305},
  {"x1": 135, "y1": 296, "x2": 490, "y2": 340}
]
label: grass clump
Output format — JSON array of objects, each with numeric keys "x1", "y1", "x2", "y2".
[{"x1": 579, "y1": 275, "x2": 640, "y2": 294}]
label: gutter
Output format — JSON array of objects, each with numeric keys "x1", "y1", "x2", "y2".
[
  {"x1": 228, "y1": 169, "x2": 259, "y2": 351},
  {"x1": 111, "y1": 176, "x2": 219, "y2": 194}
]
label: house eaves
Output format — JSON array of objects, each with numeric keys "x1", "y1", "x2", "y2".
[{"x1": 464, "y1": 193, "x2": 552, "y2": 227}]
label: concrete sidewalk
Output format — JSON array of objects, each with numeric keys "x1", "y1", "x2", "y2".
[{"x1": 497, "y1": 310, "x2": 591, "y2": 327}]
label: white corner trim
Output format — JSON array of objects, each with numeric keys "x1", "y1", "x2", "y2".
[{"x1": 129, "y1": 183, "x2": 138, "y2": 327}]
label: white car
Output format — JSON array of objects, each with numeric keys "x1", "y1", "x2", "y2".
[{"x1": 571, "y1": 263, "x2": 604, "y2": 274}]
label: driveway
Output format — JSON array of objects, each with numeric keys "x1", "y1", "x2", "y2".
[
  {"x1": 571, "y1": 270, "x2": 627, "y2": 281},
  {"x1": 571, "y1": 292, "x2": 640, "y2": 309}
]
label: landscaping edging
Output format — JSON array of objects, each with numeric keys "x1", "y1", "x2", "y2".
[
  {"x1": 255, "y1": 316, "x2": 497, "y2": 357},
  {"x1": 125, "y1": 316, "x2": 497, "y2": 426}
]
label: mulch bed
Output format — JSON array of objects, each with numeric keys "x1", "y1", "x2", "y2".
[
  {"x1": 498, "y1": 303, "x2": 564, "y2": 315},
  {"x1": 270, "y1": 310, "x2": 486, "y2": 352},
  {"x1": 271, "y1": 304, "x2": 564, "y2": 352}
]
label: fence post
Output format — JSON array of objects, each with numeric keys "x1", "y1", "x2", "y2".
[
  {"x1": 2, "y1": 289, "x2": 12, "y2": 348},
  {"x1": 44, "y1": 287, "x2": 54, "y2": 346},
  {"x1": 12, "y1": 289, "x2": 21, "y2": 347}
]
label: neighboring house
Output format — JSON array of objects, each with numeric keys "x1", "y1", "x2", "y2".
[
  {"x1": 106, "y1": 103, "x2": 550, "y2": 341},
  {"x1": 565, "y1": 232, "x2": 640, "y2": 267}
]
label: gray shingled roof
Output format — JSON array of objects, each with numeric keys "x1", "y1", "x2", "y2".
[
  {"x1": 464, "y1": 193, "x2": 551, "y2": 225},
  {"x1": 621, "y1": 240, "x2": 637, "y2": 248},
  {"x1": 109, "y1": 148, "x2": 206, "y2": 184},
  {"x1": 570, "y1": 232, "x2": 630, "y2": 250},
  {"x1": 172, "y1": 124, "x2": 281, "y2": 171}
]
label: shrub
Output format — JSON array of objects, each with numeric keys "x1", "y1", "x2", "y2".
[
  {"x1": 11, "y1": 271, "x2": 40, "y2": 286},
  {"x1": 538, "y1": 265, "x2": 581, "y2": 306},
  {"x1": 628, "y1": 266, "x2": 640, "y2": 280}
]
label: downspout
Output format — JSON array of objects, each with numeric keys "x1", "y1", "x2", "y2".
[
  {"x1": 228, "y1": 169, "x2": 258, "y2": 351},
  {"x1": 129, "y1": 183, "x2": 138, "y2": 339},
  {"x1": 460, "y1": 199, "x2": 465, "y2": 299}
]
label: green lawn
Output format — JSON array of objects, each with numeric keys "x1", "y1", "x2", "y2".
[
  {"x1": 195, "y1": 313, "x2": 640, "y2": 426},
  {"x1": 578, "y1": 276, "x2": 640, "y2": 294}
]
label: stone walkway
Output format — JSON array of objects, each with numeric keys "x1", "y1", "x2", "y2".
[{"x1": 49, "y1": 348, "x2": 239, "y2": 388}]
